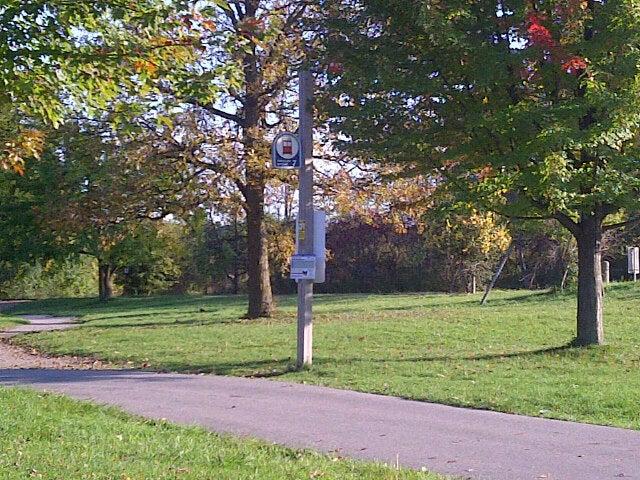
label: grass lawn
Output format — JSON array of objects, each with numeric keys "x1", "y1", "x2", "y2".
[
  {"x1": 0, "y1": 314, "x2": 25, "y2": 331},
  {"x1": 5, "y1": 284, "x2": 640, "y2": 429},
  {"x1": 0, "y1": 388, "x2": 440, "y2": 480}
]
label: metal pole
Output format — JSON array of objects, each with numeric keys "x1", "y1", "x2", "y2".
[
  {"x1": 602, "y1": 261, "x2": 610, "y2": 285},
  {"x1": 297, "y1": 70, "x2": 314, "y2": 369}
]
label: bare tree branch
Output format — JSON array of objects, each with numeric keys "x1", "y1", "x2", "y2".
[{"x1": 603, "y1": 215, "x2": 640, "y2": 232}]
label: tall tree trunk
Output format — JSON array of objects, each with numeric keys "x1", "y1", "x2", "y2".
[
  {"x1": 570, "y1": 11, "x2": 603, "y2": 344},
  {"x1": 98, "y1": 263, "x2": 114, "y2": 302},
  {"x1": 241, "y1": 7, "x2": 274, "y2": 319},
  {"x1": 574, "y1": 215, "x2": 604, "y2": 345},
  {"x1": 245, "y1": 185, "x2": 273, "y2": 318}
]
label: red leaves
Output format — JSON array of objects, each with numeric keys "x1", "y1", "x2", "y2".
[
  {"x1": 528, "y1": 23, "x2": 556, "y2": 48},
  {"x1": 524, "y1": 10, "x2": 588, "y2": 78},
  {"x1": 2, "y1": 129, "x2": 45, "y2": 176},
  {"x1": 327, "y1": 62, "x2": 345, "y2": 75},
  {"x1": 133, "y1": 60, "x2": 158, "y2": 76},
  {"x1": 527, "y1": 13, "x2": 556, "y2": 48},
  {"x1": 477, "y1": 165, "x2": 494, "y2": 180},
  {"x1": 562, "y1": 55, "x2": 587, "y2": 75},
  {"x1": 201, "y1": 19, "x2": 216, "y2": 32},
  {"x1": 181, "y1": 13, "x2": 217, "y2": 33}
]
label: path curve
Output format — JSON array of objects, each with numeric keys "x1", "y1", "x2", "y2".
[
  {"x1": 0, "y1": 312, "x2": 111, "y2": 369},
  {"x1": 0, "y1": 314, "x2": 78, "y2": 339},
  {"x1": 1, "y1": 368, "x2": 638, "y2": 480}
]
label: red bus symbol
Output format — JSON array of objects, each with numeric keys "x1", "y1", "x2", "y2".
[{"x1": 282, "y1": 139, "x2": 293, "y2": 155}]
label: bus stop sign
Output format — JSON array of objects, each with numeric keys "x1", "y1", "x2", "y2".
[{"x1": 272, "y1": 132, "x2": 301, "y2": 169}]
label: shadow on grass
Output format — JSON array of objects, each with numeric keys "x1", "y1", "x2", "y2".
[
  {"x1": 153, "y1": 358, "x2": 296, "y2": 377},
  {"x1": 0, "y1": 369, "x2": 192, "y2": 385},
  {"x1": 282, "y1": 344, "x2": 580, "y2": 372},
  {"x1": 406, "y1": 342, "x2": 577, "y2": 362},
  {"x1": 85, "y1": 319, "x2": 244, "y2": 330},
  {"x1": 79, "y1": 313, "x2": 296, "y2": 330},
  {"x1": 81, "y1": 311, "x2": 214, "y2": 322},
  {"x1": 7, "y1": 295, "x2": 252, "y2": 317},
  {"x1": 155, "y1": 343, "x2": 580, "y2": 378},
  {"x1": 352, "y1": 343, "x2": 577, "y2": 364},
  {"x1": 369, "y1": 290, "x2": 563, "y2": 312},
  {"x1": 6, "y1": 290, "x2": 576, "y2": 325},
  {"x1": 0, "y1": 342, "x2": 586, "y2": 386},
  {"x1": 75, "y1": 311, "x2": 248, "y2": 329},
  {"x1": 481, "y1": 289, "x2": 565, "y2": 306}
]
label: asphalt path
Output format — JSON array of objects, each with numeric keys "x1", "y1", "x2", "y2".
[
  {"x1": 1, "y1": 368, "x2": 639, "y2": 480},
  {"x1": 0, "y1": 314, "x2": 78, "y2": 339}
]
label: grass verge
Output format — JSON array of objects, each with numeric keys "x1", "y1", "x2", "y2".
[{"x1": 0, "y1": 314, "x2": 26, "y2": 331}]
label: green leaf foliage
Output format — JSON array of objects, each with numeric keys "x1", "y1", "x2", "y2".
[
  {"x1": 320, "y1": 0, "x2": 640, "y2": 223},
  {"x1": 1, "y1": 1, "x2": 179, "y2": 122}
]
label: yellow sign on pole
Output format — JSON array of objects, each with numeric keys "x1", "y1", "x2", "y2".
[{"x1": 298, "y1": 220, "x2": 306, "y2": 242}]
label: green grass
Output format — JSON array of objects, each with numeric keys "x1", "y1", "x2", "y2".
[
  {"x1": 5, "y1": 284, "x2": 640, "y2": 429},
  {"x1": 0, "y1": 314, "x2": 25, "y2": 331},
  {"x1": 0, "y1": 387, "x2": 441, "y2": 480}
]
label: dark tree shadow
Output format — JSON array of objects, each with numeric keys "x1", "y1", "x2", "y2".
[
  {"x1": 160, "y1": 343, "x2": 580, "y2": 378},
  {"x1": 151, "y1": 358, "x2": 296, "y2": 377},
  {"x1": 0, "y1": 368, "x2": 192, "y2": 385},
  {"x1": 306, "y1": 342, "x2": 578, "y2": 365},
  {"x1": 83, "y1": 317, "x2": 246, "y2": 330}
]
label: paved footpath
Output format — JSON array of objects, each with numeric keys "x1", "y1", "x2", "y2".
[
  {"x1": 0, "y1": 314, "x2": 78, "y2": 339},
  {"x1": 0, "y1": 309, "x2": 100, "y2": 369},
  {"x1": 1, "y1": 316, "x2": 639, "y2": 480},
  {"x1": 0, "y1": 302, "x2": 77, "y2": 340}
]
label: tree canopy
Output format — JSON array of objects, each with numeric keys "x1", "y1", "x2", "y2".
[
  {"x1": 321, "y1": 0, "x2": 640, "y2": 344},
  {"x1": 1, "y1": 0, "x2": 194, "y2": 172},
  {"x1": 4, "y1": 119, "x2": 203, "y2": 300}
]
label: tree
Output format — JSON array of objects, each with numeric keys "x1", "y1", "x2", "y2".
[
  {"x1": 154, "y1": 0, "x2": 314, "y2": 317},
  {"x1": 6, "y1": 122, "x2": 203, "y2": 301},
  {"x1": 1, "y1": 0, "x2": 194, "y2": 172},
  {"x1": 180, "y1": 209, "x2": 249, "y2": 295},
  {"x1": 3, "y1": 0, "x2": 313, "y2": 317},
  {"x1": 0, "y1": 105, "x2": 44, "y2": 176},
  {"x1": 0, "y1": 107, "x2": 62, "y2": 266},
  {"x1": 117, "y1": 223, "x2": 185, "y2": 296},
  {"x1": 321, "y1": 0, "x2": 640, "y2": 345},
  {"x1": 0, "y1": 256, "x2": 98, "y2": 300},
  {"x1": 424, "y1": 211, "x2": 511, "y2": 293},
  {"x1": 508, "y1": 222, "x2": 578, "y2": 291},
  {"x1": 322, "y1": 216, "x2": 427, "y2": 293}
]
